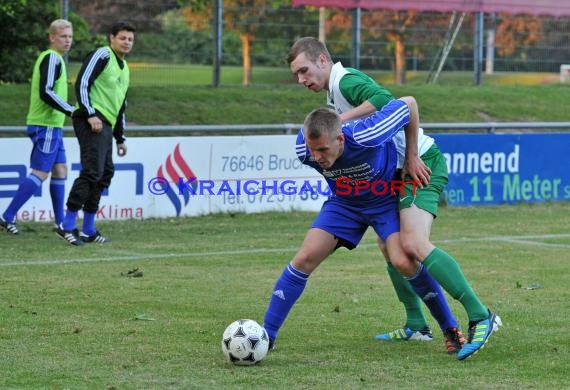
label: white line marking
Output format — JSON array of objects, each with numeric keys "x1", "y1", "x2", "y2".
[
  {"x1": 0, "y1": 247, "x2": 299, "y2": 267},
  {"x1": 1, "y1": 233, "x2": 569, "y2": 267},
  {"x1": 492, "y1": 238, "x2": 570, "y2": 249}
]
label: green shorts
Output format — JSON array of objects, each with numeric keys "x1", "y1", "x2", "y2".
[{"x1": 399, "y1": 144, "x2": 448, "y2": 217}]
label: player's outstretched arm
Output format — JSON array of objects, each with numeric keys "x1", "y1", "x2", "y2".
[
  {"x1": 399, "y1": 96, "x2": 431, "y2": 186},
  {"x1": 339, "y1": 100, "x2": 376, "y2": 122}
]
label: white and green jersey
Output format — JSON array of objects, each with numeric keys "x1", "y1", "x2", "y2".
[{"x1": 328, "y1": 62, "x2": 433, "y2": 168}]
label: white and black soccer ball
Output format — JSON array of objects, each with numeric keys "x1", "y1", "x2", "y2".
[{"x1": 221, "y1": 319, "x2": 269, "y2": 365}]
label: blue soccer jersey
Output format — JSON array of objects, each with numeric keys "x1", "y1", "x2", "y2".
[{"x1": 296, "y1": 99, "x2": 409, "y2": 204}]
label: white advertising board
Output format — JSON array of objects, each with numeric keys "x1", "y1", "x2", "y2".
[{"x1": 0, "y1": 136, "x2": 329, "y2": 223}]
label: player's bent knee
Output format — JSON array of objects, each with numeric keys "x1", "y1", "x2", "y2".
[
  {"x1": 400, "y1": 239, "x2": 421, "y2": 260},
  {"x1": 31, "y1": 169, "x2": 50, "y2": 181},
  {"x1": 52, "y1": 163, "x2": 68, "y2": 177},
  {"x1": 388, "y1": 255, "x2": 416, "y2": 277},
  {"x1": 291, "y1": 252, "x2": 320, "y2": 275},
  {"x1": 400, "y1": 234, "x2": 433, "y2": 261}
]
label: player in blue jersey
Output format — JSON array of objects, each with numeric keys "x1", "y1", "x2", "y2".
[
  {"x1": 262, "y1": 96, "x2": 458, "y2": 354},
  {"x1": 285, "y1": 37, "x2": 501, "y2": 360},
  {"x1": 287, "y1": 37, "x2": 464, "y2": 353},
  {"x1": 0, "y1": 19, "x2": 74, "y2": 235}
]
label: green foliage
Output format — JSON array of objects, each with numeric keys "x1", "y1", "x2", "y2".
[
  {"x1": 132, "y1": 9, "x2": 212, "y2": 64},
  {"x1": 1, "y1": 204, "x2": 569, "y2": 388},
  {"x1": 0, "y1": 0, "x2": 58, "y2": 83},
  {"x1": 127, "y1": 9, "x2": 242, "y2": 66},
  {"x1": 178, "y1": 0, "x2": 210, "y2": 12},
  {"x1": 0, "y1": 0, "x2": 98, "y2": 82},
  {"x1": 67, "y1": 13, "x2": 107, "y2": 62},
  {"x1": 250, "y1": 3, "x2": 321, "y2": 66},
  {"x1": 0, "y1": 0, "x2": 26, "y2": 14}
]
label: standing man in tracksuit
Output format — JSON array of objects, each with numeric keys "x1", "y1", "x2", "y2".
[{"x1": 56, "y1": 21, "x2": 135, "y2": 246}]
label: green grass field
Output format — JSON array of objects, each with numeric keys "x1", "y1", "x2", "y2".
[
  {"x1": 1, "y1": 203, "x2": 569, "y2": 389},
  {"x1": 1, "y1": 63, "x2": 569, "y2": 388},
  {"x1": 2, "y1": 64, "x2": 570, "y2": 126}
]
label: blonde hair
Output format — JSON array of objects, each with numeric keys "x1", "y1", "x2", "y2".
[{"x1": 49, "y1": 19, "x2": 72, "y2": 35}]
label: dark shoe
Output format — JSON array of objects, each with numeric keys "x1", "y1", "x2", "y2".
[
  {"x1": 55, "y1": 226, "x2": 84, "y2": 246},
  {"x1": 268, "y1": 338, "x2": 276, "y2": 351},
  {"x1": 444, "y1": 327, "x2": 465, "y2": 354},
  {"x1": 80, "y1": 230, "x2": 110, "y2": 243},
  {"x1": 0, "y1": 217, "x2": 19, "y2": 235}
]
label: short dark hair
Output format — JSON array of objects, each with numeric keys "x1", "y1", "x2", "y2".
[
  {"x1": 286, "y1": 37, "x2": 332, "y2": 65},
  {"x1": 110, "y1": 20, "x2": 136, "y2": 36}
]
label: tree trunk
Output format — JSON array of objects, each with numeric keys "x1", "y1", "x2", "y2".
[
  {"x1": 394, "y1": 35, "x2": 406, "y2": 84},
  {"x1": 240, "y1": 33, "x2": 252, "y2": 87}
]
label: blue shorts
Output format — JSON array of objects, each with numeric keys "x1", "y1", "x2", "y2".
[
  {"x1": 27, "y1": 125, "x2": 66, "y2": 172},
  {"x1": 311, "y1": 195, "x2": 400, "y2": 249}
]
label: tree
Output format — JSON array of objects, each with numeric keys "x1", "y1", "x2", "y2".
[
  {"x1": 326, "y1": 10, "x2": 453, "y2": 84},
  {"x1": 325, "y1": 10, "x2": 546, "y2": 84},
  {"x1": 179, "y1": 0, "x2": 291, "y2": 86},
  {"x1": 326, "y1": 10, "x2": 422, "y2": 84},
  {"x1": 362, "y1": 10, "x2": 419, "y2": 84},
  {"x1": 494, "y1": 15, "x2": 541, "y2": 57},
  {"x1": 69, "y1": 0, "x2": 180, "y2": 34},
  {"x1": 0, "y1": 0, "x2": 59, "y2": 83}
]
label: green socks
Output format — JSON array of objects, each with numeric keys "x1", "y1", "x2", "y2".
[
  {"x1": 386, "y1": 262, "x2": 429, "y2": 331},
  {"x1": 423, "y1": 247, "x2": 488, "y2": 322}
]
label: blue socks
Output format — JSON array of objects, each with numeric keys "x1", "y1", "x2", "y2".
[
  {"x1": 262, "y1": 261, "x2": 458, "y2": 341},
  {"x1": 62, "y1": 210, "x2": 78, "y2": 231},
  {"x1": 406, "y1": 263, "x2": 459, "y2": 331},
  {"x1": 49, "y1": 177, "x2": 66, "y2": 226},
  {"x1": 263, "y1": 263, "x2": 309, "y2": 341},
  {"x1": 82, "y1": 211, "x2": 96, "y2": 236},
  {"x1": 2, "y1": 173, "x2": 43, "y2": 222},
  {"x1": 63, "y1": 211, "x2": 97, "y2": 235}
]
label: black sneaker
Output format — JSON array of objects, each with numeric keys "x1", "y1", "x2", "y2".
[
  {"x1": 0, "y1": 217, "x2": 20, "y2": 235},
  {"x1": 79, "y1": 230, "x2": 110, "y2": 243},
  {"x1": 55, "y1": 226, "x2": 84, "y2": 246},
  {"x1": 444, "y1": 327, "x2": 466, "y2": 354},
  {"x1": 268, "y1": 338, "x2": 276, "y2": 351}
]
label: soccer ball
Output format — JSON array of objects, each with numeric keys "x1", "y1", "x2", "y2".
[{"x1": 221, "y1": 319, "x2": 269, "y2": 365}]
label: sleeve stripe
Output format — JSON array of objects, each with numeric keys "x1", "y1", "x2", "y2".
[
  {"x1": 353, "y1": 103, "x2": 409, "y2": 145},
  {"x1": 78, "y1": 48, "x2": 109, "y2": 115},
  {"x1": 44, "y1": 53, "x2": 74, "y2": 113},
  {"x1": 295, "y1": 129, "x2": 307, "y2": 161}
]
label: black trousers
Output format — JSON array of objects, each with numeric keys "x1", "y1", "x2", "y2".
[{"x1": 66, "y1": 115, "x2": 114, "y2": 213}]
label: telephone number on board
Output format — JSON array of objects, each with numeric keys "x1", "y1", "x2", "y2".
[{"x1": 220, "y1": 154, "x2": 304, "y2": 172}]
